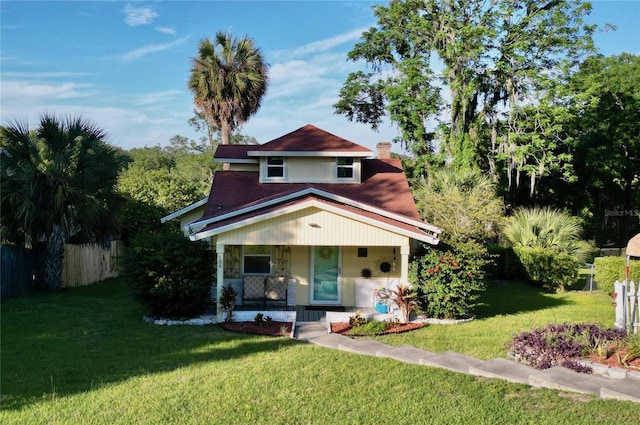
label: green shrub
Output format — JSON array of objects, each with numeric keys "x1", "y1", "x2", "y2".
[
  {"x1": 485, "y1": 245, "x2": 526, "y2": 281},
  {"x1": 593, "y1": 256, "x2": 640, "y2": 295},
  {"x1": 409, "y1": 246, "x2": 486, "y2": 319},
  {"x1": 514, "y1": 247, "x2": 579, "y2": 292},
  {"x1": 348, "y1": 320, "x2": 387, "y2": 336},
  {"x1": 121, "y1": 227, "x2": 214, "y2": 318}
]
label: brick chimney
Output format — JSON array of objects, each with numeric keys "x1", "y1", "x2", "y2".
[{"x1": 376, "y1": 142, "x2": 391, "y2": 159}]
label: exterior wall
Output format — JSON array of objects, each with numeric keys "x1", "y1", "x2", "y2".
[
  {"x1": 216, "y1": 207, "x2": 407, "y2": 246},
  {"x1": 228, "y1": 163, "x2": 258, "y2": 172},
  {"x1": 259, "y1": 157, "x2": 361, "y2": 184},
  {"x1": 290, "y1": 246, "x2": 310, "y2": 305},
  {"x1": 341, "y1": 246, "x2": 402, "y2": 306},
  {"x1": 179, "y1": 206, "x2": 205, "y2": 236}
]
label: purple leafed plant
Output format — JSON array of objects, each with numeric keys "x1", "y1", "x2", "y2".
[{"x1": 507, "y1": 323, "x2": 627, "y2": 374}]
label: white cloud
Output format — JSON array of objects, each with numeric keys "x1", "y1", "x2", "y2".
[
  {"x1": 2, "y1": 71, "x2": 89, "y2": 79},
  {"x1": 156, "y1": 26, "x2": 177, "y2": 35},
  {"x1": 130, "y1": 90, "x2": 183, "y2": 106},
  {"x1": 271, "y1": 28, "x2": 366, "y2": 60},
  {"x1": 120, "y1": 35, "x2": 191, "y2": 60},
  {"x1": 123, "y1": 4, "x2": 158, "y2": 27},
  {"x1": 1, "y1": 80, "x2": 94, "y2": 100}
]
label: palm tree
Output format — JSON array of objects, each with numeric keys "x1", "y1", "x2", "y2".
[
  {"x1": 188, "y1": 31, "x2": 268, "y2": 147},
  {"x1": 1, "y1": 114, "x2": 123, "y2": 289},
  {"x1": 414, "y1": 167, "x2": 505, "y2": 246},
  {"x1": 503, "y1": 207, "x2": 594, "y2": 262}
]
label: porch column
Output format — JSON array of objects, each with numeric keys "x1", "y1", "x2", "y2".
[
  {"x1": 400, "y1": 245, "x2": 410, "y2": 286},
  {"x1": 216, "y1": 243, "x2": 225, "y2": 322}
]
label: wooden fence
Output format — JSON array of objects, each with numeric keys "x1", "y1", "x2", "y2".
[
  {"x1": 1, "y1": 245, "x2": 33, "y2": 299},
  {"x1": 62, "y1": 241, "x2": 122, "y2": 288},
  {"x1": 614, "y1": 280, "x2": 640, "y2": 334},
  {"x1": 1, "y1": 241, "x2": 122, "y2": 298}
]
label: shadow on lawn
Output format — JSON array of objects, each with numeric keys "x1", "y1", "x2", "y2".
[
  {"x1": 0, "y1": 279, "x2": 300, "y2": 411},
  {"x1": 472, "y1": 280, "x2": 572, "y2": 319}
]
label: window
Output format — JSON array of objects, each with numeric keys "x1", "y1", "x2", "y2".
[
  {"x1": 243, "y1": 245, "x2": 271, "y2": 274},
  {"x1": 337, "y1": 157, "x2": 354, "y2": 179},
  {"x1": 266, "y1": 157, "x2": 285, "y2": 178}
]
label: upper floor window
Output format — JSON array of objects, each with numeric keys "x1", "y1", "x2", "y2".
[
  {"x1": 337, "y1": 157, "x2": 354, "y2": 179},
  {"x1": 266, "y1": 157, "x2": 285, "y2": 178}
]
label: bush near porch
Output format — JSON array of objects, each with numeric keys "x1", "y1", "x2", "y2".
[
  {"x1": 121, "y1": 227, "x2": 215, "y2": 318},
  {"x1": 410, "y1": 244, "x2": 486, "y2": 319}
]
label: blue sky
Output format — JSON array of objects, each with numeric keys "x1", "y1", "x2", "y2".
[{"x1": 1, "y1": 1, "x2": 639, "y2": 153}]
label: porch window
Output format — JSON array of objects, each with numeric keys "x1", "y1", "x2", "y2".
[
  {"x1": 266, "y1": 157, "x2": 285, "y2": 178},
  {"x1": 336, "y1": 157, "x2": 354, "y2": 179},
  {"x1": 243, "y1": 245, "x2": 271, "y2": 274}
]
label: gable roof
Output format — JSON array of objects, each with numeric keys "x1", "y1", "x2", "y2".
[
  {"x1": 192, "y1": 195, "x2": 440, "y2": 244},
  {"x1": 247, "y1": 124, "x2": 373, "y2": 157},
  {"x1": 188, "y1": 158, "x2": 441, "y2": 244},
  {"x1": 160, "y1": 197, "x2": 208, "y2": 224},
  {"x1": 213, "y1": 145, "x2": 259, "y2": 163}
]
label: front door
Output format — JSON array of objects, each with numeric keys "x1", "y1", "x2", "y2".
[{"x1": 311, "y1": 246, "x2": 340, "y2": 304}]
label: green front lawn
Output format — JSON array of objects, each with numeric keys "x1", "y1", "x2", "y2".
[
  {"x1": 373, "y1": 281, "x2": 616, "y2": 359},
  {"x1": 2, "y1": 279, "x2": 638, "y2": 424}
]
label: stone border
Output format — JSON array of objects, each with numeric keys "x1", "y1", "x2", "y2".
[
  {"x1": 324, "y1": 311, "x2": 474, "y2": 333},
  {"x1": 143, "y1": 314, "x2": 217, "y2": 326},
  {"x1": 144, "y1": 310, "x2": 297, "y2": 338}
]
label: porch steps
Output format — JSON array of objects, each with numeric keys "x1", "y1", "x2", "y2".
[
  {"x1": 528, "y1": 366, "x2": 616, "y2": 395},
  {"x1": 469, "y1": 357, "x2": 539, "y2": 384},
  {"x1": 292, "y1": 322, "x2": 640, "y2": 403},
  {"x1": 418, "y1": 350, "x2": 485, "y2": 374},
  {"x1": 337, "y1": 339, "x2": 392, "y2": 356},
  {"x1": 377, "y1": 344, "x2": 435, "y2": 364}
]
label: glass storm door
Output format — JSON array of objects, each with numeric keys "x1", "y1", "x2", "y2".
[{"x1": 311, "y1": 246, "x2": 340, "y2": 304}]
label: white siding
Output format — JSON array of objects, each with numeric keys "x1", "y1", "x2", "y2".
[
  {"x1": 260, "y1": 157, "x2": 361, "y2": 183},
  {"x1": 216, "y1": 207, "x2": 408, "y2": 246}
]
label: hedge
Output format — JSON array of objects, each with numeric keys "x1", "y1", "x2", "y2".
[
  {"x1": 593, "y1": 256, "x2": 640, "y2": 295},
  {"x1": 513, "y1": 247, "x2": 579, "y2": 292}
]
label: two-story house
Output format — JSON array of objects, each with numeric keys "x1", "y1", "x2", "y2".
[{"x1": 169, "y1": 124, "x2": 441, "y2": 321}]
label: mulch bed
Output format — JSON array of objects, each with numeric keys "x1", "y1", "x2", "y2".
[
  {"x1": 589, "y1": 351, "x2": 640, "y2": 371},
  {"x1": 330, "y1": 322, "x2": 424, "y2": 336},
  {"x1": 219, "y1": 321, "x2": 293, "y2": 337}
]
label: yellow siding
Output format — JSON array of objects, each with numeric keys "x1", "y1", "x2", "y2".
[
  {"x1": 216, "y1": 206, "x2": 408, "y2": 246},
  {"x1": 179, "y1": 206, "x2": 205, "y2": 236},
  {"x1": 290, "y1": 247, "x2": 310, "y2": 305},
  {"x1": 283, "y1": 246, "x2": 400, "y2": 306},
  {"x1": 341, "y1": 246, "x2": 401, "y2": 306}
]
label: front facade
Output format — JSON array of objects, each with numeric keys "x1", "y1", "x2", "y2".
[{"x1": 182, "y1": 124, "x2": 441, "y2": 320}]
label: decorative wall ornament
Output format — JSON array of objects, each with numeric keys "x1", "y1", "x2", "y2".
[{"x1": 319, "y1": 246, "x2": 333, "y2": 260}]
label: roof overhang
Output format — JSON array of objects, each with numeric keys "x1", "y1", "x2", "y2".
[
  {"x1": 160, "y1": 197, "x2": 208, "y2": 224},
  {"x1": 247, "y1": 151, "x2": 372, "y2": 158},
  {"x1": 213, "y1": 157, "x2": 259, "y2": 164},
  {"x1": 186, "y1": 187, "x2": 442, "y2": 236},
  {"x1": 187, "y1": 190, "x2": 441, "y2": 245},
  {"x1": 189, "y1": 198, "x2": 440, "y2": 245}
]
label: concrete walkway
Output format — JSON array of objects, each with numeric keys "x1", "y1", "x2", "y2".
[{"x1": 294, "y1": 322, "x2": 640, "y2": 403}]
